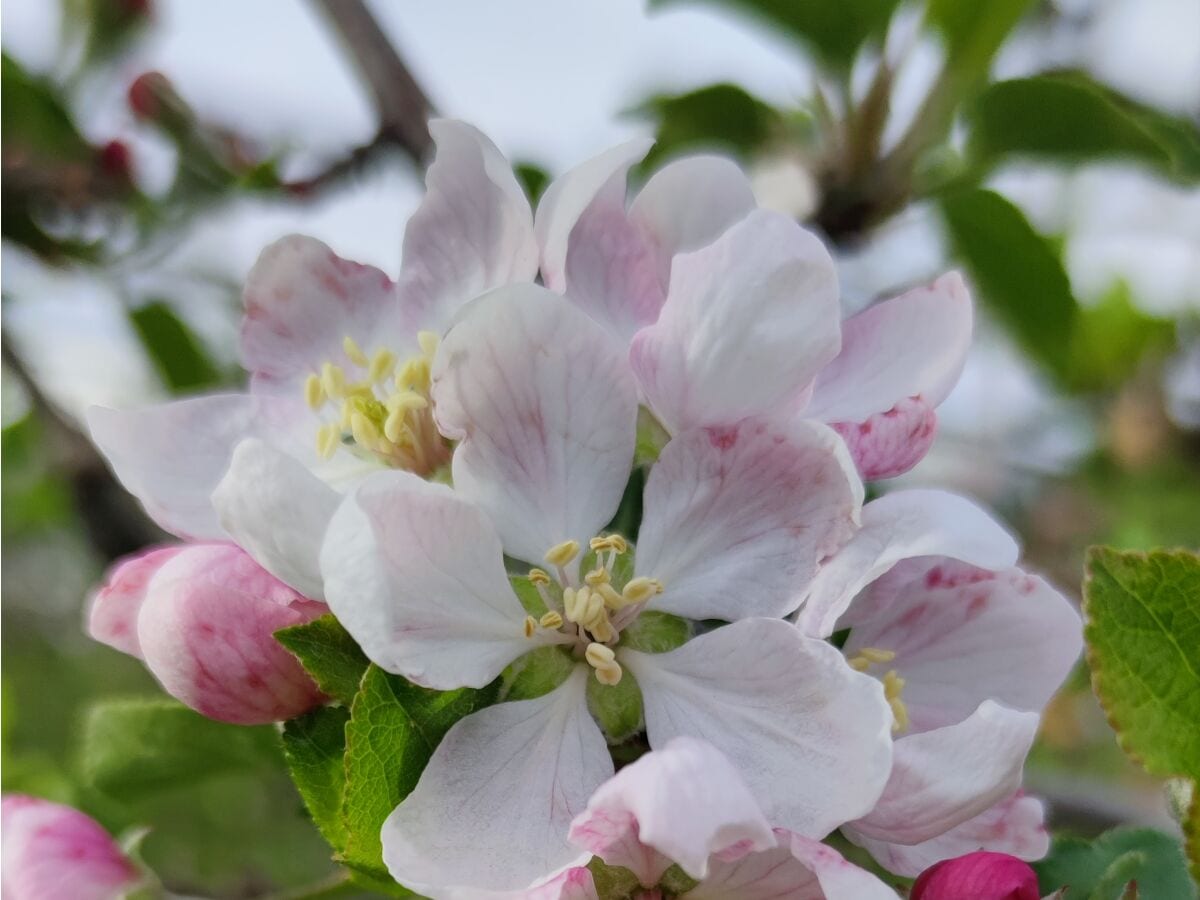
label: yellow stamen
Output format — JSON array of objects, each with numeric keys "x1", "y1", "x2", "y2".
[
  {"x1": 527, "y1": 568, "x2": 551, "y2": 586},
  {"x1": 585, "y1": 642, "x2": 615, "y2": 668},
  {"x1": 622, "y1": 577, "x2": 658, "y2": 605},
  {"x1": 304, "y1": 373, "x2": 325, "y2": 410},
  {"x1": 594, "y1": 663, "x2": 623, "y2": 686},
  {"x1": 858, "y1": 647, "x2": 897, "y2": 665},
  {"x1": 584, "y1": 566, "x2": 609, "y2": 586},
  {"x1": 523, "y1": 616, "x2": 537, "y2": 638},
  {"x1": 588, "y1": 613, "x2": 615, "y2": 643},
  {"x1": 562, "y1": 587, "x2": 581, "y2": 623},
  {"x1": 350, "y1": 411, "x2": 381, "y2": 448},
  {"x1": 321, "y1": 362, "x2": 347, "y2": 399},
  {"x1": 539, "y1": 611, "x2": 563, "y2": 629},
  {"x1": 848, "y1": 656, "x2": 871, "y2": 672},
  {"x1": 342, "y1": 335, "x2": 368, "y2": 367},
  {"x1": 545, "y1": 540, "x2": 581, "y2": 568},
  {"x1": 417, "y1": 330, "x2": 439, "y2": 359},
  {"x1": 596, "y1": 583, "x2": 624, "y2": 610},
  {"x1": 316, "y1": 423, "x2": 341, "y2": 459},
  {"x1": 384, "y1": 408, "x2": 409, "y2": 444},
  {"x1": 883, "y1": 670, "x2": 909, "y2": 733},
  {"x1": 368, "y1": 349, "x2": 397, "y2": 383}
]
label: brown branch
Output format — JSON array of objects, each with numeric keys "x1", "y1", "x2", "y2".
[
  {"x1": 2, "y1": 334, "x2": 166, "y2": 560},
  {"x1": 310, "y1": 0, "x2": 434, "y2": 164}
]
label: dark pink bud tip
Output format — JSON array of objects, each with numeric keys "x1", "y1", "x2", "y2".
[
  {"x1": 98, "y1": 140, "x2": 133, "y2": 180},
  {"x1": 912, "y1": 852, "x2": 1040, "y2": 900},
  {"x1": 127, "y1": 71, "x2": 170, "y2": 120}
]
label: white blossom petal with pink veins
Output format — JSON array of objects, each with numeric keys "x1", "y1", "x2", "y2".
[
  {"x1": 381, "y1": 669, "x2": 610, "y2": 896},
  {"x1": 89, "y1": 120, "x2": 536, "y2": 592},
  {"x1": 847, "y1": 792, "x2": 1050, "y2": 879}
]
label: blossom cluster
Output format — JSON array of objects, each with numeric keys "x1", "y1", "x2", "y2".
[{"x1": 68, "y1": 121, "x2": 1081, "y2": 898}]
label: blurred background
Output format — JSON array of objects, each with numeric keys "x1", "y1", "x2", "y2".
[{"x1": 2, "y1": 0, "x2": 1198, "y2": 895}]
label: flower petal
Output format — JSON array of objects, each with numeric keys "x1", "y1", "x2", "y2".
[
  {"x1": 798, "y1": 489, "x2": 1019, "y2": 638},
  {"x1": 686, "y1": 831, "x2": 899, "y2": 900},
  {"x1": 830, "y1": 396, "x2": 938, "y2": 480},
  {"x1": 319, "y1": 471, "x2": 538, "y2": 689},
  {"x1": 398, "y1": 120, "x2": 538, "y2": 333},
  {"x1": 382, "y1": 669, "x2": 612, "y2": 895},
  {"x1": 807, "y1": 273, "x2": 973, "y2": 422},
  {"x1": 87, "y1": 393, "x2": 264, "y2": 539},
  {"x1": 87, "y1": 545, "x2": 183, "y2": 658},
  {"x1": 212, "y1": 438, "x2": 341, "y2": 599},
  {"x1": 843, "y1": 563, "x2": 1082, "y2": 731},
  {"x1": 629, "y1": 210, "x2": 840, "y2": 432},
  {"x1": 432, "y1": 285, "x2": 638, "y2": 565},
  {"x1": 136, "y1": 543, "x2": 326, "y2": 724},
  {"x1": 535, "y1": 139, "x2": 653, "y2": 293},
  {"x1": 241, "y1": 235, "x2": 402, "y2": 400},
  {"x1": 568, "y1": 736, "x2": 775, "y2": 885},
  {"x1": 848, "y1": 701, "x2": 1039, "y2": 845},
  {"x1": 627, "y1": 154, "x2": 757, "y2": 276},
  {"x1": 850, "y1": 794, "x2": 1049, "y2": 879},
  {"x1": 636, "y1": 418, "x2": 862, "y2": 620},
  {"x1": 623, "y1": 619, "x2": 894, "y2": 838}
]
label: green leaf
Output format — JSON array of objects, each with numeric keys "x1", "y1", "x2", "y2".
[
  {"x1": 127, "y1": 300, "x2": 223, "y2": 393},
  {"x1": 649, "y1": 0, "x2": 900, "y2": 69},
  {"x1": 629, "y1": 83, "x2": 786, "y2": 170},
  {"x1": 969, "y1": 74, "x2": 1200, "y2": 183},
  {"x1": 341, "y1": 665, "x2": 498, "y2": 878},
  {"x1": 1083, "y1": 547, "x2": 1200, "y2": 781},
  {"x1": 1066, "y1": 282, "x2": 1175, "y2": 392},
  {"x1": 586, "y1": 667, "x2": 644, "y2": 743},
  {"x1": 939, "y1": 187, "x2": 1077, "y2": 383},
  {"x1": 925, "y1": 0, "x2": 1034, "y2": 81},
  {"x1": 1185, "y1": 785, "x2": 1200, "y2": 885},
  {"x1": 281, "y1": 706, "x2": 350, "y2": 854},
  {"x1": 79, "y1": 698, "x2": 281, "y2": 798},
  {"x1": 514, "y1": 162, "x2": 550, "y2": 204},
  {"x1": 276, "y1": 615, "x2": 370, "y2": 706},
  {"x1": 1, "y1": 54, "x2": 91, "y2": 162},
  {"x1": 1033, "y1": 828, "x2": 1195, "y2": 899}
]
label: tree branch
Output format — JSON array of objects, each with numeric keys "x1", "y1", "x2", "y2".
[{"x1": 310, "y1": 0, "x2": 434, "y2": 164}]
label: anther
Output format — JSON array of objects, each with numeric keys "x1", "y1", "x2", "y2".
[
  {"x1": 417, "y1": 330, "x2": 439, "y2": 359},
  {"x1": 384, "y1": 409, "x2": 409, "y2": 444},
  {"x1": 342, "y1": 335, "x2": 368, "y2": 367},
  {"x1": 316, "y1": 423, "x2": 341, "y2": 459},
  {"x1": 350, "y1": 411, "x2": 381, "y2": 448},
  {"x1": 539, "y1": 611, "x2": 563, "y2": 630},
  {"x1": 622, "y1": 577, "x2": 658, "y2": 606},
  {"x1": 585, "y1": 643, "x2": 615, "y2": 668},
  {"x1": 584, "y1": 567, "x2": 609, "y2": 586},
  {"x1": 523, "y1": 616, "x2": 537, "y2": 638},
  {"x1": 848, "y1": 656, "x2": 871, "y2": 672},
  {"x1": 304, "y1": 373, "x2": 325, "y2": 410},
  {"x1": 593, "y1": 663, "x2": 623, "y2": 686},
  {"x1": 858, "y1": 647, "x2": 896, "y2": 665},
  {"x1": 545, "y1": 540, "x2": 581, "y2": 568},
  {"x1": 562, "y1": 587, "x2": 581, "y2": 623},
  {"x1": 368, "y1": 349, "x2": 397, "y2": 383},
  {"x1": 321, "y1": 362, "x2": 347, "y2": 399},
  {"x1": 596, "y1": 583, "x2": 624, "y2": 610},
  {"x1": 527, "y1": 569, "x2": 551, "y2": 586}
]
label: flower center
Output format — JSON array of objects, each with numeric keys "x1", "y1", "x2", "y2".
[
  {"x1": 521, "y1": 535, "x2": 664, "y2": 686},
  {"x1": 303, "y1": 332, "x2": 451, "y2": 476},
  {"x1": 848, "y1": 647, "x2": 909, "y2": 733}
]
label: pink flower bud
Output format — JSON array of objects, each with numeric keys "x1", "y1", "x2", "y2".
[
  {"x1": 88, "y1": 543, "x2": 328, "y2": 725},
  {"x1": 127, "y1": 71, "x2": 167, "y2": 120},
  {"x1": 1, "y1": 795, "x2": 143, "y2": 900},
  {"x1": 912, "y1": 851, "x2": 1041, "y2": 900}
]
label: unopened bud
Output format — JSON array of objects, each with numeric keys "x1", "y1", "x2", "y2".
[{"x1": 911, "y1": 852, "x2": 1040, "y2": 900}]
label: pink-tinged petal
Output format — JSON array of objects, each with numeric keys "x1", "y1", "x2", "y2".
[
  {"x1": 136, "y1": 543, "x2": 326, "y2": 725},
  {"x1": 630, "y1": 210, "x2": 840, "y2": 433},
  {"x1": 807, "y1": 273, "x2": 973, "y2": 423},
  {"x1": 87, "y1": 545, "x2": 183, "y2": 658},
  {"x1": 849, "y1": 793, "x2": 1049, "y2": 879},
  {"x1": 848, "y1": 701, "x2": 1039, "y2": 846},
  {"x1": 627, "y1": 154, "x2": 757, "y2": 279},
  {"x1": 319, "y1": 471, "x2": 540, "y2": 689},
  {"x1": 798, "y1": 490, "x2": 1019, "y2": 639},
  {"x1": 212, "y1": 438, "x2": 340, "y2": 600},
  {"x1": 241, "y1": 235, "x2": 402, "y2": 399},
  {"x1": 1, "y1": 795, "x2": 143, "y2": 900},
  {"x1": 830, "y1": 396, "x2": 938, "y2": 480},
  {"x1": 454, "y1": 868, "x2": 599, "y2": 900},
  {"x1": 535, "y1": 139, "x2": 653, "y2": 293},
  {"x1": 637, "y1": 419, "x2": 862, "y2": 621},
  {"x1": 432, "y1": 285, "x2": 638, "y2": 566},
  {"x1": 686, "y1": 831, "x2": 899, "y2": 900},
  {"x1": 911, "y1": 851, "x2": 1040, "y2": 900},
  {"x1": 569, "y1": 737, "x2": 774, "y2": 885},
  {"x1": 398, "y1": 120, "x2": 538, "y2": 333},
  {"x1": 382, "y1": 669, "x2": 612, "y2": 896},
  {"x1": 623, "y1": 619, "x2": 894, "y2": 839},
  {"x1": 843, "y1": 563, "x2": 1082, "y2": 731},
  {"x1": 88, "y1": 394, "x2": 261, "y2": 539}
]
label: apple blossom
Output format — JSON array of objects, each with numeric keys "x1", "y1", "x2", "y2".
[
  {"x1": 318, "y1": 285, "x2": 895, "y2": 894},
  {"x1": 795, "y1": 490, "x2": 1080, "y2": 876},
  {"x1": 1, "y1": 795, "x2": 144, "y2": 900},
  {"x1": 536, "y1": 139, "x2": 973, "y2": 478},
  {"x1": 87, "y1": 119, "x2": 538, "y2": 600},
  {"x1": 88, "y1": 542, "x2": 327, "y2": 724},
  {"x1": 911, "y1": 851, "x2": 1041, "y2": 900}
]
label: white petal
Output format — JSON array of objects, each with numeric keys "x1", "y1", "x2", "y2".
[
  {"x1": 87, "y1": 393, "x2": 262, "y2": 539},
  {"x1": 568, "y1": 736, "x2": 774, "y2": 884},
  {"x1": 432, "y1": 285, "x2": 638, "y2": 565},
  {"x1": 87, "y1": 546, "x2": 184, "y2": 658},
  {"x1": 828, "y1": 396, "x2": 939, "y2": 481},
  {"x1": 398, "y1": 120, "x2": 538, "y2": 333},
  {"x1": 849, "y1": 701, "x2": 1039, "y2": 845},
  {"x1": 628, "y1": 154, "x2": 757, "y2": 274},
  {"x1": 797, "y1": 489, "x2": 1019, "y2": 638},
  {"x1": 686, "y1": 831, "x2": 899, "y2": 900},
  {"x1": 843, "y1": 564, "x2": 1082, "y2": 731},
  {"x1": 535, "y1": 139, "x2": 653, "y2": 292},
  {"x1": 319, "y1": 471, "x2": 536, "y2": 689},
  {"x1": 629, "y1": 210, "x2": 840, "y2": 432},
  {"x1": 211, "y1": 438, "x2": 340, "y2": 599},
  {"x1": 623, "y1": 619, "x2": 894, "y2": 838},
  {"x1": 241, "y1": 235, "x2": 403, "y2": 400},
  {"x1": 382, "y1": 669, "x2": 612, "y2": 895},
  {"x1": 636, "y1": 419, "x2": 862, "y2": 620},
  {"x1": 807, "y1": 272, "x2": 973, "y2": 422},
  {"x1": 847, "y1": 792, "x2": 1049, "y2": 878}
]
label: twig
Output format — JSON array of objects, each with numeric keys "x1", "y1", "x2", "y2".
[{"x1": 310, "y1": 0, "x2": 434, "y2": 164}]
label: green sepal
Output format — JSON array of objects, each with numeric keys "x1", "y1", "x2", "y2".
[
  {"x1": 620, "y1": 610, "x2": 692, "y2": 654},
  {"x1": 509, "y1": 573, "x2": 549, "y2": 618},
  {"x1": 586, "y1": 667, "x2": 644, "y2": 744},
  {"x1": 275, "y1": 614, "x2": 370, "y2": 706},
  {"x1": 500, "y1": 646, "x2": 576, "y2": 702}
]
